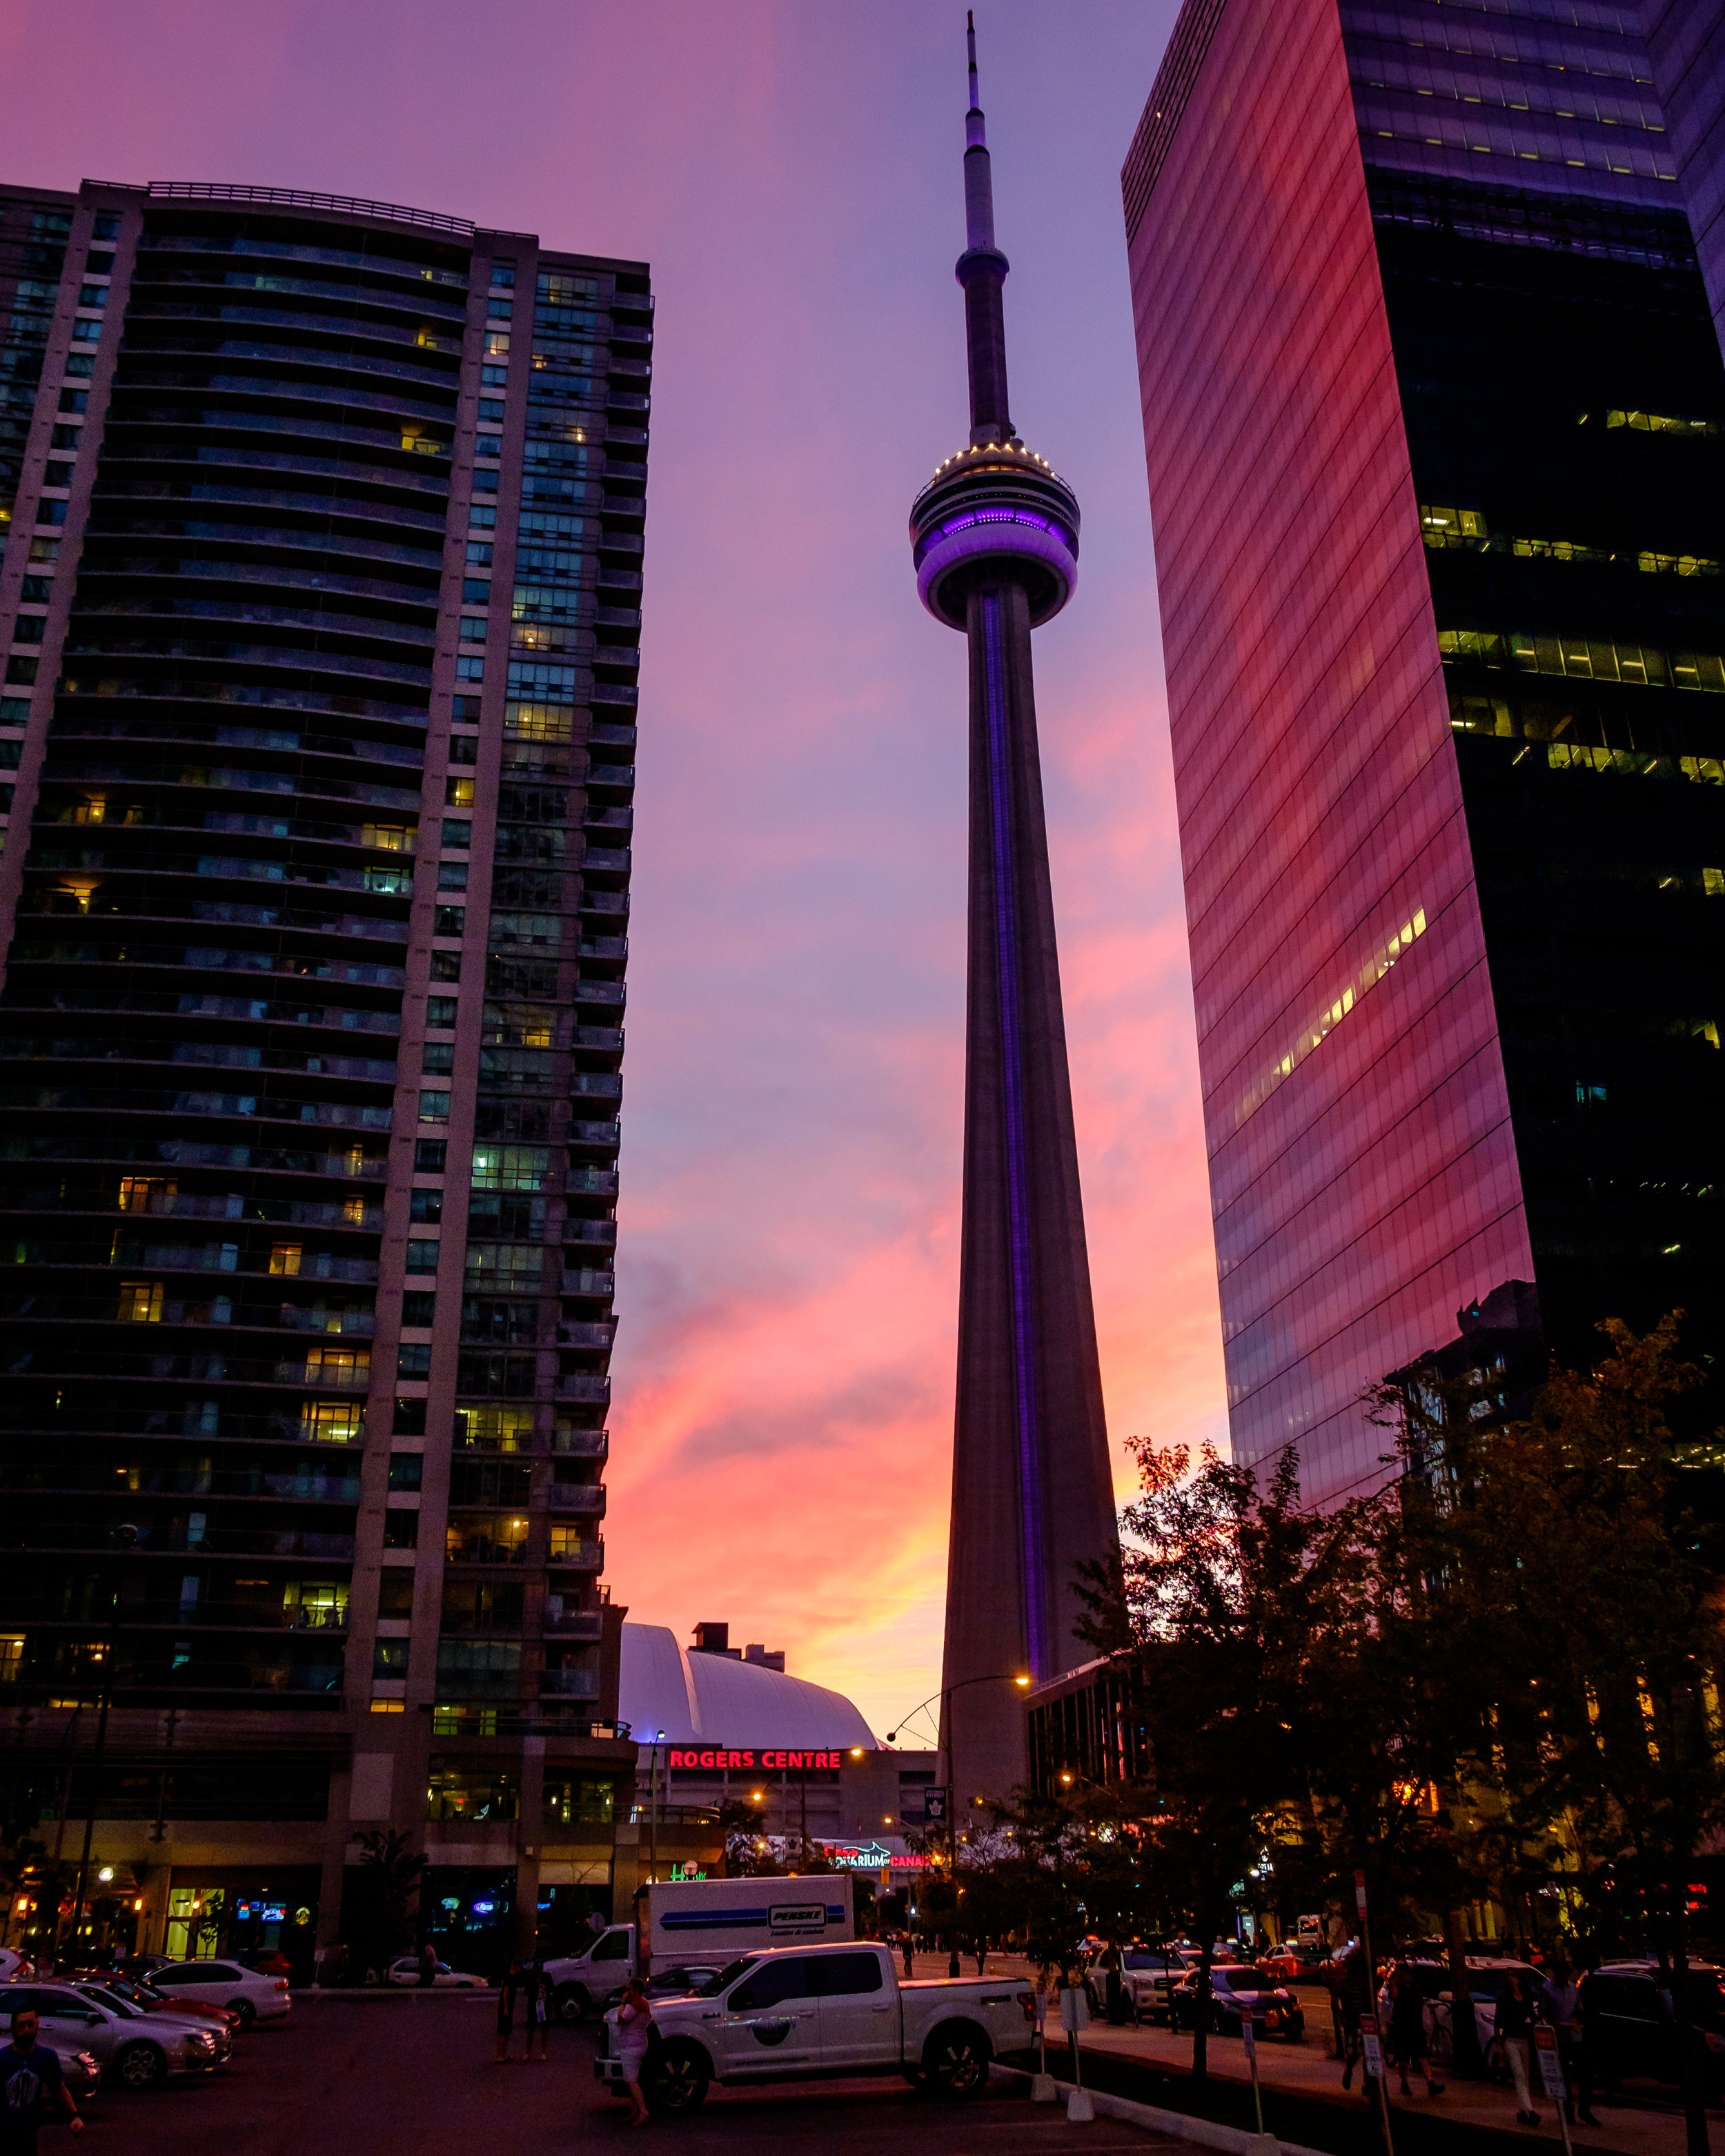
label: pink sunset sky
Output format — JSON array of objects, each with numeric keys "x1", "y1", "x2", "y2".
[{"x1": 0, "y1": 0, "x2": 1222, "y2": 1737}]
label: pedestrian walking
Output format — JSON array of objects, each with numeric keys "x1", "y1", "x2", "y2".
[
  {"x1": 1101, "y1": 1940, "x2": 1127, "y2": 2026},
  {"x1": 0, "y1": 2006, "x2": 84, "y2": 2155},
  {"x1": 902, "y1": 1934, "x2": 914, "y2": 1979},
  {"x1": 417, "y1": 1940, "x2": 437, "y2": 1989},
  {"x1": 1496, "y1": 1969, "x2": 1541, "y2": 2126},
  {"x1": 617, "y1": 1975, "x2": 655, "y2": 2128},
  {"x1": 1386, "y1": 1963, "x2": 1444, "y2": 2099},
  {"x1": 1542, "y1": 1959, "x2": 1599, "y2": 2127},
  {"x1": 526, "y1": 1960, "x2": 551, "y2": 2061},
  {"x1": 495, "y1": 1957, "x2": 526, "y2": 2064},
  {"x1": 1330, "y1": 1938, "x2": 1369, "y2": 2092}
]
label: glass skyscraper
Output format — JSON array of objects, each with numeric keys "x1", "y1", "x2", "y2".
[
  {"x1": 0, "y1": 177, "x2": 646, "y2": 1970},
  {"x1": 1125, "y1": 2, "x2": 1725, "y2": 1503}
]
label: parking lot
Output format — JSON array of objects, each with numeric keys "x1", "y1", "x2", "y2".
[{"x1": 52, "y1": 1995, "x2": 1173, "y2": 2156}]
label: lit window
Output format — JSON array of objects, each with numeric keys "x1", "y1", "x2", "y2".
[
  {"x1": 117, "y1": 1176, "x2": 173, "y2": 1214},
  {"x1": 362, "y1": 823, "x2": 415, "y2": 853},
  {"x1": 269, "y1": 1243, "x2": 303, "y2": 1276},
  {"x1": 118, "y1": 1279, "x2": 164, "y2": 1323},
  {"x1": 303, "y1": 1345, "x2": 369, "y2": 1385},
  {"x1": 301, "y1": 1400, "x2": 364, "y2": 1443}
]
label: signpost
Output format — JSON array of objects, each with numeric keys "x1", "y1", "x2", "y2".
[
  {"x1": 1535, "y1": 2027, "x2": 1573, "y2": 2156},
  {"x1": 1241, "y1": 2009, "x2": 1265, "y2": 2134},
  {"x1": 1031, "y1": 1983, "x2": 1056, "y2": 2102},
  {"x1": 1353, "y1": 1870, "x2": 1394, "y2": 2156},
  {"x1": 1061, "y1": 1984, "x2": 1094, "y2": 2122}
]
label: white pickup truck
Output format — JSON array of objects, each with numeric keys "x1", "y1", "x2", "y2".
[{"x1": 595, "y1": 1939, "x2": 1033, "y2": 2114}]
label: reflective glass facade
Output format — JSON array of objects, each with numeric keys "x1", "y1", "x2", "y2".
[
  {"x1": 0, "y1": 179, "x2": 642, "y2": 1961},
  {"x1": 1127, "y1": 1, "x2": 1725, "y2": 1505}
]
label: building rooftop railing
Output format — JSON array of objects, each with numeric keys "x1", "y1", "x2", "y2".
[{"x1": 141, "y1": 181, "x2": 478, "y2": 237}]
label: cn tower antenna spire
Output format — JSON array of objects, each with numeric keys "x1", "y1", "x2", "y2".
[{"x1": 958, "y1": 12, "x2": 1012, "y2": 445}]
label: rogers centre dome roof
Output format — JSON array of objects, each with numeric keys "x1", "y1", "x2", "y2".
[{"x1": 620, "y1": 1624, "x2": 878, "y2": 1751}]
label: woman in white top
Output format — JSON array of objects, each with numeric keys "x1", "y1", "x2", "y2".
[{"x1": 616, "y1": 1977, "x2": 655, "y2": 2126}]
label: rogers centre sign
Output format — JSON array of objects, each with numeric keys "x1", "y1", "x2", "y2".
[{"x1": 667, "y1": 1748, "x2": 848, "y2": 1770}]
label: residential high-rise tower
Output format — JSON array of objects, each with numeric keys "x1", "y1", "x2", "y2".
[
  {"x1": 1125, "y1": 2, "x2": 1725, "y2": 1503},
  {"x1": 911, "y1": 22, "x2": 1121, "y2": 1803},
  {"x1": 0, "y1": 177, "x2": 648, "y2": 1972}
]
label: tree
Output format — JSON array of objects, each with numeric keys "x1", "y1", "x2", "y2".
[
  {"x1": 1078, "y1": 1441, "x2": 1319, "y2": 2083},
  {"x1": 350, "y1": 1827, "x2": 427, "y2": 1977},
  {"x1": 718, "y1": 1797, "x2": 778, "y2": 1876},
  {"x1": 1441, "y1": 1317, "x2": 1725, "y2": 2156}
]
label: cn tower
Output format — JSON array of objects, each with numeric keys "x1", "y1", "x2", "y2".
[{"x1": 911, "y1": 15, "x2": 1120, "y2": 1806}]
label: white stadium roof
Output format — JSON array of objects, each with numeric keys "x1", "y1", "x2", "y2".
[{"x1": 619, "y1": 1623, "x2": 878, "y2": 1750}]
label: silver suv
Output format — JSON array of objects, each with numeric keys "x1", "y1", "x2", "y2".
[{"x1": 0, "y1": 1981, "x2": 224, "y2": 2090}]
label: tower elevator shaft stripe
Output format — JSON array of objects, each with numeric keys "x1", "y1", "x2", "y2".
[{"x1": 981, "y1": 586, "x2": 1046, "y2": 1676}]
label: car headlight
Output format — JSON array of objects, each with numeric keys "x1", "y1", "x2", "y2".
[
  {"x1": 186, "y1": 2030, "x2": 216, "y2": 2053},
  {"x1": 75, "y1": 2052, "x2": 99, "y2": 2077},
  {"x1": 1705, "y1": 2032, "x2": 1725, "y2": 2055}
]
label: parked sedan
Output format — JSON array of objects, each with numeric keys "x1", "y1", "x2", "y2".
[
  {"x1": 150, "y1": 1956, "x2": 291, "y2": 2027},
  {"x1": 1170, "y1": 1966, "x2": 1306, "y2": 2041},
  {"x1": 0, "y1": 1981, "x2": 224, "y2": 2090},
  {"x1": 63, "y1": 1969, "x2": 239, "y2": 2034},
  {"x1": 69, "y1": 1981, "x2": 234, "y2": 2067},
  {"x1": 386, "y1": 1957, "x2": 486, "y2": 1989}
]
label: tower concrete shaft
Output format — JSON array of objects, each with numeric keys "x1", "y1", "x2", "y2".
[{"x1": 908, "y1": 17, "x2": 1119, "y2": 1808}]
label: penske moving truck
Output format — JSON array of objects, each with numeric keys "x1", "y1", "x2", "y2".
[{"x1": 543, "y1": 1875, "x2": 856, "y2": 2017}]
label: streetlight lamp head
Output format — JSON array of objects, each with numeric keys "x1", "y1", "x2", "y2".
[{"x1": 1014, "y1": 1675, "x2": 1031, "y2": 1688}]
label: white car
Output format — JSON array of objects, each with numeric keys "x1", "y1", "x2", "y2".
[
  {"x1": 1, "y1": 1981, "x2": 224, "y2": 2090},
  {"x1": 0, "y1": 1951, "x2": 31, "y2": 1981},
  {"x1": 387, "y1": 1957, "x2": 486, "y2": 1989},
  {"x1": 150, "y1": 1957, "x2": 291, "y2": 2027}
]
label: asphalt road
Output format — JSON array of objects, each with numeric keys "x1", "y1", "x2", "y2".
[{"x1": 57, "y1": 1997, "x2": 1174, "y2": 2156}]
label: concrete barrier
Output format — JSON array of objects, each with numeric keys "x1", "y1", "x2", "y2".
[{"x1": 992, "y1": 2061, "x2": 1325, "y2": 2156}]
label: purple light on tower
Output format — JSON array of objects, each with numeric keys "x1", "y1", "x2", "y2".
[{"x1": 908, "y1": 14, "x2": 1120, "y2": 1806}]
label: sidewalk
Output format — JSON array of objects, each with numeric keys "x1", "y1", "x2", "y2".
[{"x1": 1075, "y1": 2013, "x2": 1712, "y2": 2156}]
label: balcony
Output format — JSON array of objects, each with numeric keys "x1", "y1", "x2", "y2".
[
  {"x1": 547, "y1": 1483, "x2": 606, "y2": 1515},
  {"x1": 563, "y1": 1218, "x2": 617, "y2": 1247},
  {"x1": 548, "y1": 1535, "x2": 603, "y2": 1571},
  {"x1": 556, "y1": 1321, "x2": 613, "y2": 1351},
  {"x1": 540, "y1": 1667, "x2": 600, "y2": 1699},
  {"x1": 566, "y1": 1169, "x2": 618, "y2": 1196},
  {"x1": 555, "y1": 1372, "x2": 611, "y2": 1403},
  {"x1": 552, "y1": 1427, "x2": 608, "y2": 1461},
  {"x1": 542, "y1": 1605, "x2": 604, "y2": 1639},
  {"x1": 570, "y1": 1074, "x2": 621, "y2": 1102}
]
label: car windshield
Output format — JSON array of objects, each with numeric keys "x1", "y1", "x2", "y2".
[
  {"x1": 1219, "y1": 1973, "x2": 1270, "y2": 1992},
  {"x1": 71, "y1": 1986, "x2": 134, "y2": 2017},
  {"x1": 710, "y1": 1955, "x2": 762, "y2": 1997},
  {"x1": 1123, "y1": 1953, "x2": 1161, "y2": 1971},
  {"x1": 99, "y1": 1979, "x2": 157, "y2": 2007}
]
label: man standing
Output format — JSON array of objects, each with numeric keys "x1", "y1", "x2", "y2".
[
  {"x1": 1541, "y1": 1959, "x2": 1599, "y2": 2128},
  {"x1": 0, "y1": 2007, "x2": 84, "y2": 2155},
  {"x1": 417, "y1": 1941, "x2": 437, "y2": 1990}
]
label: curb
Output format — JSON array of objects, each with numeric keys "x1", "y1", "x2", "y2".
[
  {"x1": 992, "y1": 2061, "x2": 1328, "y2": 2156},
  {"x1": 291, "y1": 1986, "x2": 497, "y2": 2001}
]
